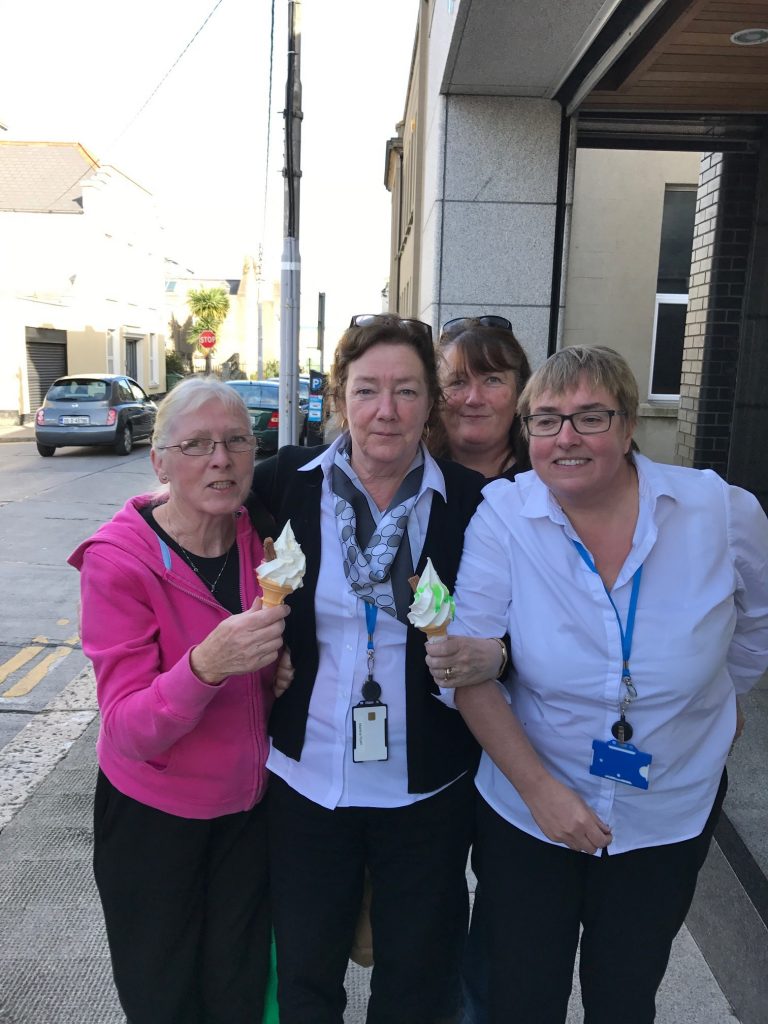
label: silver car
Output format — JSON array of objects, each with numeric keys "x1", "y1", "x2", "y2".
[{"x1": 34, "y1": 374, "x2": 157, "y2": 457}]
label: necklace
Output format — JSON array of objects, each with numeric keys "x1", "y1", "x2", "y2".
[
  {"x1": 176, "y1": 544, "x2": 231, "y2": 593},
  {"x1": 160, "y1": 506, "x2": 234, "y2": 594}
]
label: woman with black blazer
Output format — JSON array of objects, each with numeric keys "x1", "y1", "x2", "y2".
[{"x1": 247, "y1": 315, "x2": 499, "y2": 1024}]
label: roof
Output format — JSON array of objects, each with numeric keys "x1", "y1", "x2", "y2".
[{"x1": 0, "y1": 141, "x2": 99, "y2": 213}]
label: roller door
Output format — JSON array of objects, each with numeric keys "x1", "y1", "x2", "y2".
[{"x1": 25, "y1": 328, "x2": 67, "y2": 410}]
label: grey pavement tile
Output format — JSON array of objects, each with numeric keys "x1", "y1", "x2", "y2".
[
  {"x1": 0, "y1": 905, "x2": 108, "y2": 959},
  {"x1": 33, "y1": 763, "x2": 96, "y2": 797},
  {"x1": 0, "y1": 858, "x2": 96, "y2": 910},
  {"x1": 0, "y1": 957, "x2": 123, "y2": 1024},
  {"x1": 0, "y1": 822, "x2": 92, "y2": 862}
]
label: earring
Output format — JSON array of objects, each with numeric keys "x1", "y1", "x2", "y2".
[{"x1": 159, "y1": 474, "x2": 168, "y2": 483}]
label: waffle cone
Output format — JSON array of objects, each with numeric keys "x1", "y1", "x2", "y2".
[
  {"x1": 258, "y1": 578, "x2": 293, "y2": 607},
  {"x1": 422, "y1": 624, "x2": 449, "y2": 642}
]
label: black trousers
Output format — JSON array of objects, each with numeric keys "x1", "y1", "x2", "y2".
[
  {"x1": 473, "y1": 771, "x2": 727, "y2": 1024},
  {"x1": 93, "y1": 770, "x2": 270, "y2": 1024},
  {"x1": 267, "y1": 773, "x2": 476, "y2": 1024}
]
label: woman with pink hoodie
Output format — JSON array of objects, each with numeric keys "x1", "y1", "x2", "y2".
[{"x1": 69, "y1": 377, "x2": 289, "y2": 1024}]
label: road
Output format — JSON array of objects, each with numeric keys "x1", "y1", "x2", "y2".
[{"x1": 0, "y1": 440, "x2": 157, "y2": 750}]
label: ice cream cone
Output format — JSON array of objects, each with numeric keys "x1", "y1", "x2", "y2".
[
  {"x1": 258, "y1": 578, "x2": 293, "y2": 607},
  {"x1": 422, "y1": 624, "x2": 449, "y2": 642}
]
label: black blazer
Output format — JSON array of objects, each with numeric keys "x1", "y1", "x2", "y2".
[{"x1": 246, "y1": 445, "x2": 485, "y2": 794}]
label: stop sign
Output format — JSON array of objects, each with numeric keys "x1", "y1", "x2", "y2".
[{"x1": 199, "y1": 330, "x2": 216, "y2": 350}]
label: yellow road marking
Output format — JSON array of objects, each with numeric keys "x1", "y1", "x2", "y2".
[
  {"x1": 0, "y1": 646, "x2": 44, "y2": 685},
  {"x1": 2, "y1": 647, "x2": 74, "y2": 698},
  {"x1": 0, "y1": 634, "x2": 81, "y2": 698}
]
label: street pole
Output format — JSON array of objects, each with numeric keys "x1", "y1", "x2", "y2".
[
  {"x1": 317, "y1": 291, "x2": 325, "y2": 372},
  {"x1": 278, "y1": 0, "x2": 302, "y2": 447}
]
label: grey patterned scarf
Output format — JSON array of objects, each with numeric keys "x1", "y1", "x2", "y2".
[{"x1": 331, "y1": 445, "x2": 423, "y2": 622}]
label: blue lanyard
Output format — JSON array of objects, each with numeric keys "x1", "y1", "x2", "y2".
[
  {"x1": 572, "y1": 540, "x2": 642, "y2": 693},
  {"x1": 365, "y1": 601, "x2": 378, "y2": 655}
]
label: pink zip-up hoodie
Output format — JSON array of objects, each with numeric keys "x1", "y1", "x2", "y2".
[{"x1": 68, "y1": 495, "x2": 275, "y2": 819}]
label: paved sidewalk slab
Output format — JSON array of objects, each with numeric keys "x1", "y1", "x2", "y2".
[{"x1": 0, "y1": 705, "x2": 742, "y2": 1024}]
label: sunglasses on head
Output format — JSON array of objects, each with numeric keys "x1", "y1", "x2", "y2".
[
  {"x1": 441, "y1": 315, "x2": 513, "y2": 338},
  {"x1": 349, "y1": 314, "x2": 433, "y2": 345}
]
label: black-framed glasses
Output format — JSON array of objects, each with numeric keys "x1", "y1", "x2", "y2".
[
  {"x1": 157, "y1": 435, "x2": 257, "y2": 456},
  {"x1": 523, "y1": 410, "x2": 626, "y2": 437},
  {"x1": 349, "y1": 314, "x2": 433, "y2": 344},
  {"x1": 441, "y1": 315, "x2": 513, "y2": 337}
]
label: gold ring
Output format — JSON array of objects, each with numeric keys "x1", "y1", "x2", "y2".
[{"x1": 445, "y1": 667, "x2": 453, "y2": 680}]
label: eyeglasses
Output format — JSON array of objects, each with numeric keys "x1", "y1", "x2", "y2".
[
  {"x1": 523, "y1": 410, "x2": 626, "y2": 437},
  {"x1": 349, "y1": 314, "x2": 433, "y2": 344},
  {"x1": 441, "y1": 316, "x2": 513, "y2": 338},
  {"x1": 157, "y1": 435, "x2": 257, "y2": 456}
]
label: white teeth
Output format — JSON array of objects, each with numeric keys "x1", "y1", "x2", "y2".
[
  {"x1": 210, "y1": 481, "x2": 232, "y2": 489},
  {"x1": 556, "y1": 459, "x2": 587, "y2": 466}
]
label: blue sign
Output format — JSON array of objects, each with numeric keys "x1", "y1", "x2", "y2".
[{"x1": 308, "y1": 395, "x2": 323, "y2": 422}]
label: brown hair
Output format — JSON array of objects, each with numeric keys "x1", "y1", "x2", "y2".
[
  {"x1": 431, "y1": 321, "x2": 532, "y2": 470},
  {"x1": 328, "y1": 316, "x2": 442, "y2": 429}
]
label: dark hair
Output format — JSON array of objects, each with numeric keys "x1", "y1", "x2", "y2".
[
  {"x1": 431, "y1": 321, "x2": 532, "y2": 471},
  {"x1": 328, "y1": 316, "x2": 442, "y2": 429}
]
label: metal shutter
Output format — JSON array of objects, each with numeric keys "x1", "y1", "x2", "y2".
[{"x1": 25, "y1": 333, "x2": 67, "y2": 410}]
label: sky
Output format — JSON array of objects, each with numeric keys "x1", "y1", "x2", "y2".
[{"x1": 0, "y1": 0, "x2": 419, "y2": 346}]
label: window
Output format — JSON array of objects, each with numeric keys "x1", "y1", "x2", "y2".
[{"x1": 649, "y1": 187, "x2": 697, "y2": 399}]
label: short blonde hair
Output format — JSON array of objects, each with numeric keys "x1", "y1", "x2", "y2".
[
  {"x1": 518, "y1": 347, "x2": 639, "y2": 429},
  {"x1": 152, "y1": 376, "x2": 251, "y2": 449}
]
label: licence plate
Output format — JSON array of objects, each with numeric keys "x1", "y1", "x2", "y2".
[{"x1": 60, "y1": 415, "x2": 90, "y2": 425}]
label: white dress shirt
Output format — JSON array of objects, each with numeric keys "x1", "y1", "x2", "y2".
[
  {"x1": 452, "y1": 454, "x2": 768, "y2": 854},
  {"x1": 267, "y1": 435, "x2": 449, "y2": 809}
]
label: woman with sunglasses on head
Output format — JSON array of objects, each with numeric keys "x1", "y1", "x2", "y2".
[
  {"x1": 425, "y1": 315, "x2": 532, "y2": 1023},
  {"x1": 430, "y1": 315, "x2": 532, "y2": 482},
  {"x1": 426, "y1": 346, "x2": 768, "y2": 1024},
  {"x1": 69, "y1": 377, "x2": 290, "y2": 1023},
  {"x1": 246, "y1": 314, "x2": 499, "y2": 1024}
]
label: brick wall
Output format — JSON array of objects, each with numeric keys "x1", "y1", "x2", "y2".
[{"x1": 676, "y1": 152, "x2": 758, "y2": 472}]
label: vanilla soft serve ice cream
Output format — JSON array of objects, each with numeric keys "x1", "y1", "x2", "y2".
[
  {"x1": 407, "y1": 557, "x2": 455, "y2": 636},
  {"x1": 256, "y1": 521, "x2": 306, "y2": 604}
]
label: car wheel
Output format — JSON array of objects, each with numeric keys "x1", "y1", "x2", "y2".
[
  {"x1": 114, "y1": 423, "x2": 133, "y2": 455},
  {"x1": 36, "y1": 442, "x2": 56, "y2": 457}
]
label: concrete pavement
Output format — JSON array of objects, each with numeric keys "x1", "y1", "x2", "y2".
[
  {"x1": 0, "y1": 423, "x2": 35, "y2": 444},
  {"x1": 0, "y1": 663, "x2": 745, "y2": 1024}
]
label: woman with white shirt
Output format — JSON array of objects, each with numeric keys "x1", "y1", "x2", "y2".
[
  {"x1": 246, "y1": 315, "x2": 498, "y2": 1024},
  {"x1": 426, "y1": 346, "x2": 768, "y2": 1024}
]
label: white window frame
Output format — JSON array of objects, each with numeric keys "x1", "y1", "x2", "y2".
[
  {"x1": 106, "y1": 329, "x2": 119, "y2": 374},
  {"x1": 148, "y1": 333, "x2": 158, "y2": 387},
  {"x1": 648, "y1": 292, "x2": 688, "y2": 401}
]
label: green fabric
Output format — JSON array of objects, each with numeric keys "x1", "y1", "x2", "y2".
[{"x1": 261, "y1": 933, "x2": 279, "y2": 1024}]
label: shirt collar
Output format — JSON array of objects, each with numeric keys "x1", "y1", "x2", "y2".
[
  {"x1": 298, "y1": 432, "x2": 446, "y2": 502},
  {"x1": 516, "y1": 453, "x2": 680, "y2": 524}
]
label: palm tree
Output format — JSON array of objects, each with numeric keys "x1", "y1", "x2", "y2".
[{"x1": 186, "y1": 287, "x2": 231, "y2": 373}]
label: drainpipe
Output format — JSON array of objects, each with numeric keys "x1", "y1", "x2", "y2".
[{"x1": 547, "y1": 110, "x2": 573, "y2": 357}]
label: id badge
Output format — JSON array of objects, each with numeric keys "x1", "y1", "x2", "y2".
[
  {"x1": 352, "y1": 702, "x2": 389, "y2": 762},
  {"x1": 590, "y1": 739, "x2": 652, "y2": 790}
]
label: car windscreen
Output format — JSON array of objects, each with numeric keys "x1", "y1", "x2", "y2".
[{"x1": 46, "y1": 380, "x2": 110, "y2": 402}]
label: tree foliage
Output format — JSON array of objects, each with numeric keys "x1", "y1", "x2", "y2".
[{"x1": 186, "y1": 287, "x2": 231, "y2": 350}]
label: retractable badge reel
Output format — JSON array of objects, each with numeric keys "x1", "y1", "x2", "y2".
[{"x1": 352, "y1": 603, "x2": 389, "y2": 763}]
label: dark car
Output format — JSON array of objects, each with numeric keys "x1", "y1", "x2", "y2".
[
  {"x1": 34, "y1": 374, "x2": 157, "y2": 457},
  {"x1": 224, "y1": 380, "x2": 306, "y2": 453}
]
